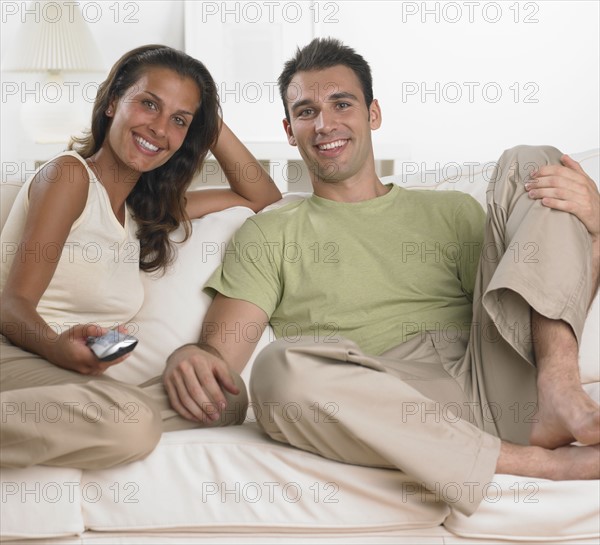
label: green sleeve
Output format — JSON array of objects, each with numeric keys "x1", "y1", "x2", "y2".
[
  {"x1": 204, "y1": 217, "x2": 282, "y2": 317},
  {"x1": 454, "y1": 195, "x2": 486, "y2": 301}
]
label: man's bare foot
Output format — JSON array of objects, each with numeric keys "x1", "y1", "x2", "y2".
[
  {"x1": 529, "y1": 311, "x2": 600, "y2": 448},
  {"x1": 498, "y1": 441, "x2": 600, "y2": 480},
  {"x1": 547, "y1": 444, "x2": 600, "y2": 480},
  {"x1": 529, "y1": 380, "x2": 600, "y2": 448}
]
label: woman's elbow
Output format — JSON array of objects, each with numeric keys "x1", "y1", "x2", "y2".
[{"x1": 249, "y1": 189, "x2": 282, "y2": 213}]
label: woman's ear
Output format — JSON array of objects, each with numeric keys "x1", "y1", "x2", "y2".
[{"x1": 105, "y1": 98, "x2": 117, "y2": 117}]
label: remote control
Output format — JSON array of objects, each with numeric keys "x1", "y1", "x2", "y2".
[{"x1": 86, "y1": 330, "x2": 138, "y2": 361}]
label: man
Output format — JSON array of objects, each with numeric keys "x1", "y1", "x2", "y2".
[{"x1": 164, "y1": 38, "x2": 600, "y2": 515}]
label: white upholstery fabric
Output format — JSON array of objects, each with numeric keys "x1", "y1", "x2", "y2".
[
  {"x1": 444, "y1": 475, "x2": 600, "y2": 541},
  {"x1": 0, "y1": 466, "x2": 84, "y2": 539},
  {"x1": 81, "y1": 424, "x2": 448, "y2": 533},
  {"x1": 0, "y1": 182, "x2": 21, "y2": 233},
  {"x1": 81, "y1": 423, "x2": 600, "y2": 540}
]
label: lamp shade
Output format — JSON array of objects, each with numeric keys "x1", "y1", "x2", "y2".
[{"x1": 2, "y1": 0, "x2": 103, "y2": 72}]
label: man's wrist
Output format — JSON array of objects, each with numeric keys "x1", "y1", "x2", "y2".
[
  {"x1": 167, "y1": 343, "x2": 199, "y2": 363},
  {"x1": 197, "y1": 343, "x2": 224, "y2": 361},
  {"x1": 166, "y1": 342, "x2": 224, "y2": 363}
]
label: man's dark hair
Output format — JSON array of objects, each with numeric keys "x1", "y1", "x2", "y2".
[{"x1": 278, "y1": 37, "x2": 374, "y2": 121}]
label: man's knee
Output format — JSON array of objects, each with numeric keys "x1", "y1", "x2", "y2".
[
  {"x1": 488, "y1": 145, "x2": 564, "y2": 215},
  {"x1": 498, "y1": 144, "x2": 563, "y2": 175},
  {"x1": 251, "y1": 340, "x2": 293, "y2": 404},
  {"x1": 250, "y1": 339, "x2": 318, "y2": 406},
  {"x1": 250, "y1": 339, "x2": 326, "y2": 441}
]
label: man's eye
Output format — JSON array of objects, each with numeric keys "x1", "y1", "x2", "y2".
[
  {"x1": 337, "y1": 102, "x2": 350, "y2": 109},
  {"x1": 299, "y1": 108, "x2": 314, "y2": 117}
]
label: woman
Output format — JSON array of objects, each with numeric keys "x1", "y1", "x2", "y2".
[{"x1": 0, "y1": 45, "x2": 281, "y2": 468}]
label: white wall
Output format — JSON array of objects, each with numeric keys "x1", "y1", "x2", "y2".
[
  {"x1": 1, "y1": 0, "x2": 185, "y2": 176},
  {"x1": 184, "y1": 0, "x2": 599, "y2": 165},
  {"x1": 2, "y1": 0, "x2": 598, "y2": 178},
  {"x1": 338, "y1": 0, "x2": 599, "y2": 165}
]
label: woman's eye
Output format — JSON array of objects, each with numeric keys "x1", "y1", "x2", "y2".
[
  {"x1": 143, "y1": 100, "x2": 157, "y2": 110},
  {"x1": 173, "y1": 116, "x2": 187, "y2": 127}
]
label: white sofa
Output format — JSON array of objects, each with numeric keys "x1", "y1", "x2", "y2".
[{"x1": 1, "y1": 150, "x2": 599, "y2": 544}]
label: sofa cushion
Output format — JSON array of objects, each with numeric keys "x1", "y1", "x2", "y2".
[
  {"x1": 444, "y1": 474, "x2": 600, "y2": 541},
  {"x1": 0, "y1": 182, "x2": 22, "y2": 232},
  {"x1": 80, "y1": 423, "x2": 449, "y2": 534},
  {"x1": 0, "y1": 466, "x2": 84, "y2": 539},
  {"x1": 385, "y1": 149, "x2": 599, "y2": 209}
]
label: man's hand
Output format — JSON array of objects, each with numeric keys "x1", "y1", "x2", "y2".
[
  {"x1": 163, "y1": 344, "x2": 241, "y2": 423},
  {"x1": 526, "y1": 154, "x2": 600, "y2": 241}
]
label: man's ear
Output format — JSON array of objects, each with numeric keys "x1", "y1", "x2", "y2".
[
  {"x1": 283, "y1": 118, "x2": 297, "y2": 146},
  {"x1": 368, "y1": 99, "x2": 382, "y2": 130}
]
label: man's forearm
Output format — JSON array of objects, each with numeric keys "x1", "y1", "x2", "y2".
[{"x1": 197, "y1": 294, "x2": 270, "y2": 373}]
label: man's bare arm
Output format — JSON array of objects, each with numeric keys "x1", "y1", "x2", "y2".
[{"x1": 163, "y1": 294, "x2": 268, "y2": 423}]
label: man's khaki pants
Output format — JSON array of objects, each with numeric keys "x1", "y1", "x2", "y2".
[
  {"x1": 0, "y1": 345, "x2": 248, "y2": 469},
  {"x1": 250, "y1": 145, "x2": 594, "y2": 516}
]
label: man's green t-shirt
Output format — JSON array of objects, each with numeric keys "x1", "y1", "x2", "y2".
[{"x1": 205, "y1": 184, "x2": 485, "y2": 356}]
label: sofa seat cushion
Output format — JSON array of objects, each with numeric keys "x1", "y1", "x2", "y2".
[
  {"x1": 2, "y1": 420, "x2": 599, "y2": 541},
  {"x1": 0, "y1": 466, "x2": 84, "y2": 539},
  {"x1": 81, "y1": 417, "x2": 600, "y2": 540},
  {"x1": 444, "y1": 474, "x2": 600, "y2": 541},
  {"x1": 80, "y1": 422, "x2": 449, "y2": 533}
]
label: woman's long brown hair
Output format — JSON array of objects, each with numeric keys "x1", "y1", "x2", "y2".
[{"x1": 70, "y1": 45, "x2": 221, "y2": 272}]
